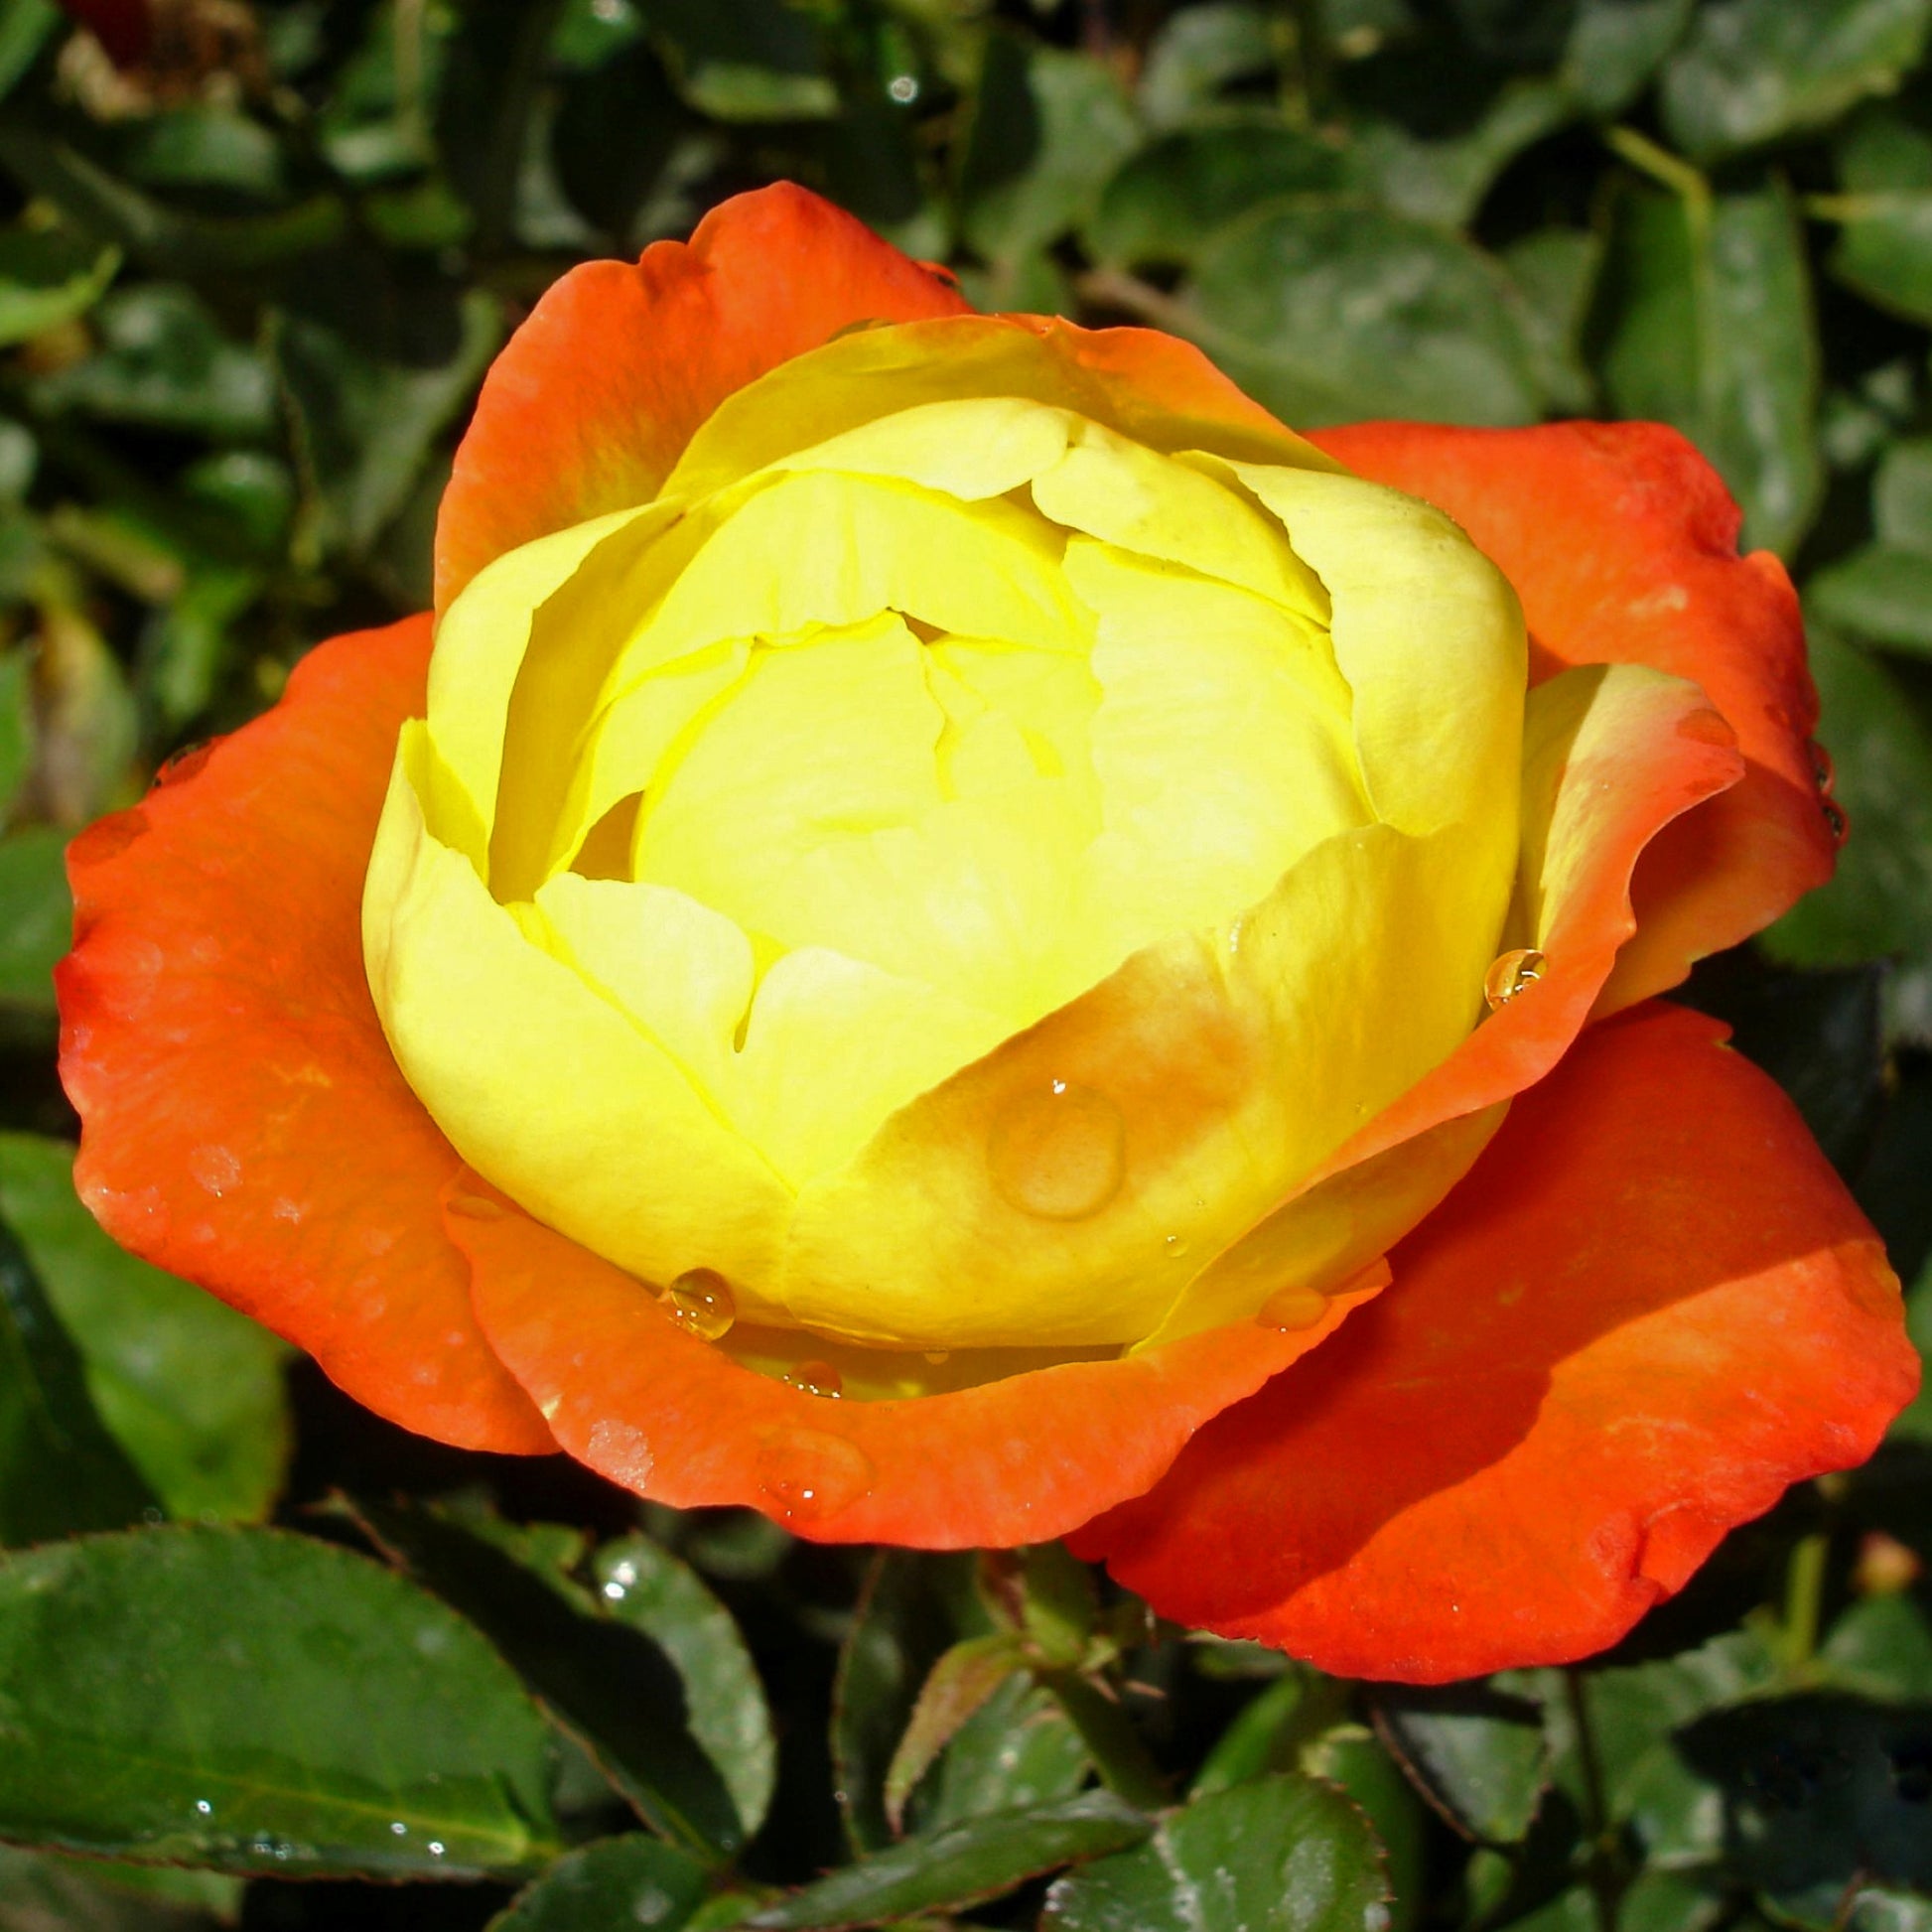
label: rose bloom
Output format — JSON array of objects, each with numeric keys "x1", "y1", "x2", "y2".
[{"x1": 59, "y1": 186, "x2": 1916, "y2": 1682}]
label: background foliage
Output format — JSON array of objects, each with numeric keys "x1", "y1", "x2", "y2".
[{"x1": 2, "y1": 0, "x2": 1932, "y2": 1927}]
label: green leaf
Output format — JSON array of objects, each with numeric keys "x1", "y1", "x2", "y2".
[
  {"x1": 120, "y1": 107, "x2": 287, "y2": 202},
  {"x1": 594, "y1": 1533, "x2": 777, "y2": 1843},
  {"x1": 1659, "y1": 0, "x2": 1932, "y2": 162},
  {"x1": 488, "y1": 1835, "x2": 712, "y2": 1930},
  {"x1": 883, "y1": 1634, "x2": 1025, "y2": 1833},
  {"x1": 1849, "y1": 1888, "x2": 1932, "y2": 1932},
  {"x1": 0, "y1": 1211, "x2": 158, "y2": 1544},
  {"x1": 1558, "y1": 0, "x2": 1695, "y2": 117},
  {"x1": 1373, "y1": 1683, "x2": 1551, "y2": 1844},
  {"x1": 0, "y1": 227, "x2": 119, "y2": 348},
  {"x1": 1891, "y1": 1251, "x2": 1932, "y2": 1440},
  {"x1": 1086, "y1": 126, "x2": 1342, "y2": 271},
  {"x1": 960, "y1": 34, "x2": 1144, "y2": 270},
  {"x1": 1303, "y1": 1729, "x2": 1426, "y2": 1932},
  {"x1": 748, "y1": 1791, "x2": 1150, "y2": 1930},
  {"x1": 1829, "y1": 112, "x2": 1932, "y2": 325},
  {"x1": 0, "y1": 1525, "x2": 562, "y2": 1877},
  {"x1": 1672, "y1": 1694, "x2": 1932, "y2": 1921},
  {"x1": 0, "y1": 1845, "x2": 241, "y2": 1931},
  {"x1": 1344, "y1": 80, "x2": 1572, "y2": 228},
  {"x1": 1499, "y1": 226, "x2": 1600, "y2": 415},
  {"x1": 0, "y1": 825, "x2": 70, "y2": 1016},
  {"x1": 0, "y1": 1132, "x2": 290, "y2": 1524},
  {"x1": 914, "y1": 1671, "x2": 1092, "y2": 1833},
  {"x1": 272, "y1": 287, "x2": 501, "y2": 559},
  {"x1": 351, "y1": 1501, "x2": 742, "y2": 1863},
  {"x1": 0, "y1": 0, "x2": 58, "y2": 103},
  {"x1": 1137, "y1": 3, "x2": 1280, "y2": 129},
  {"x1": 1182, "y1": 204, "x2": 1541, "y2": 426},
  {"x1": 1597, "y1": 180, "x2": 1821, "y2": 555},
  {"x1": 641, "y1": 0, "x2": 835, "y2": 121},
  {"x1": 1818, "y1": 1592, "x2": 1932, "y2": 1700},
  {"x1": 1041, "y1": 1774, "x2": 1389, "y2": 1932},
  {"x1": 33, "y1": 285, "x2": 276, "y2": 440},
  {"x1": 1764, "y1": 630, "x2": 1932, "y2": 969},
  {"x1": 833, "y1": 1553, "x2": 974, "y2": 1854},
  {"x1": 0, "y1": 643, "x2": 31, "y2": 822},
  {"x1": 1808, "y1": 546, "x2": 1932, "y2": 655}
]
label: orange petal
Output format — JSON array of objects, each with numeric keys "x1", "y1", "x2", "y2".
[
  {"x1": 1311, "y1": 421, "x2": 1835, "y2": 1008},
  {"x1": 1072, "y1": 1003, "x2": 1917, "y2": 1682},
  {"x1": 455, "y1": 1177, "x2": 1386, "y2": 1547},
  {"x1": 56, "y1": 619, "x2": 554, "y2": 1454},
  {"x1": 434, "y1": 183, "x2": 970, "y2": 611}
]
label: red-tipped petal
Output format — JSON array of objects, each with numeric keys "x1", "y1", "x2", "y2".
[
  {"x1": 1075, "y1": 1003, "x2": 1916, "y2": 1682},
  {"x1": 1311, "y1": 421, "x2": 1834, "y2": 1007},
  {"x1": 434, "y1": 184, "x2": 970, "y2": 610},
  {"x1": 57, "y1": 620, "x2": 554, "y2": 1454}
]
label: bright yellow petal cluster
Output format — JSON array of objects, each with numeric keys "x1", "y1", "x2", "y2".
[{"x1": 363, "y1": 321, "x2": 1526, "y2": 1365}]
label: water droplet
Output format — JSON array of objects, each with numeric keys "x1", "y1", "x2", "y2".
[
  {"x1": 189, "y1": 1145, "x2": 240, "y2": 1197},
  {"x1": 988, "y1": 1081, "x2": 1125, "y2": 1220},
  {"x1": 141, "y1": 1505, "x2": 164, "y2": 1525},
  {"x1": 786, "y1": 1359, "x2": 843, "y2": 1399},
  {"x1": 587, "y1": 1418, "x2": 655, "y2": 1489},
  {"x1": 608, "y1": 1559, "x2": 638, "y2": 1588},
  {"x1": 151, "y1": 741, "x2": 215, "y2": 788},
  {"x1": 195, "y1": 1799, "x2": 213, "y2": 1816},
  {"x1": 447, "y1": 1192, "x2": 505, "y2": 1220},
  {"x1": 69, "y1": 808, "x2": 150, "y2": 867},
  {"x1": 427, "y1": 1842, "x2": 446, "y2": 1858},
  {"x1": 922, "y1": 1349, "x2": 951, "y2": 1365},
  {"x1": 1675, "y1": 708, "x2": 1733, "y2": 748},
  {"x1": 602, "y1": 1579, "x2": 627, "y2": 1601},
  {"x1": 660, "y1": 1267, "x2": 736, "y2": 1339},
  {"x1": 1807, "y1": 738, "x2": 1835, "y2": 791},
  {"x1": 390, "y1": 1821, "x2": 408, "y2": 1837},
  {"x1": 1483, "y1": 947, "x2": 1547, "y2": 1011},
  {"x1": 756, "y1": 1427, "x2": 874, "y2": 1524},
  {"x1": 1163, "y1": 1233, "x2": 1189, "y2": 1259},
  {"x1": 1257, "y1": 1285, "x2": 1328, "y2": 1331},
  {"x1": 887, "y1": 71, "x2": 918, "y2": 102},
  {"x1": 1822, "y1": 797, "x2": 1849, "y2": 845}
]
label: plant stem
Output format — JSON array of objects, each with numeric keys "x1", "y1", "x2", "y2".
[{"x1": 1039, "y1": 1668, "x2": 1170, "y2": 1813}]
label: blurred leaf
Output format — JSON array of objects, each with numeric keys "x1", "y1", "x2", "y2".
[
  {"x1": 0, "y1": 0, "x2": 57, "y2": 102},
  {"x1": 0, "y1": 824, "x2": 69, "y2": 1014},
  {"x1": 594, "y1": 1532, "x2": 778, "y2": 1843},
  {"x1": 1809, "y1": 546, "x2": 1932, "y2": 653},
  {"x1": 1182, "y1": 204, "x2": 1541, "y2": 425},
  {"x1": 0, "y1": 1525, "x2": 562, "y2": 1877},
  {"x1": 1615, "y1": 1870, "x2": 1727, "y2": 1932},
  {"x1": 1892, "y1": 1253, "x2": 1932, "y2": 1440},
  {"x1": 1137, "y1": 2, "x2": 1280, "y2": 128},
  {"x1": 1660, "y1": 0, "x2": 1932, "y2": 162},
  {"x1": 1597, "y1": 179, "x2": 1822, "y2": 554},
  {"x1": 179, "y1": 449, "x2": 296, "y2": 554},
  {"x1": 642, "y1": 0, "x2": 836, "y2": 121},
  {"x1": 883, "y1": 1633, "x2": 1024, "y2": 1833},
  {"x1": 0, "y1": 1846, "x2": 240, "y2": 1931},
  {"x1": 833, "y1": 1553, "x2": 972, "y2": 1854},
  {"x1": 1500, "y1": 226, "x2": 1600, "y2": 414},
  {"x1": 1041, "y1": 1773, "x2": 1389, "y2": 1932},
  {"x1": 913, "y1": 1670, "x2": 1092, "y2": 1833},
  {"x1": 1373, "y1": 1682, "x2": 1551, "y2": 1844},
  {"x1": 1829, "y1": 111, "x2": 1932, "y2": 324},
  {"x1": 272, "y1": 287, "x2": 501, "y2": 559},
  {"x1": 0, "y1": 644, "x2": 31, "y2": 821},
  {"x1": 487, "y1": 1835, "x2": 711, "y2": 1930},
  {"x1": 0, "y1": 1210, "x2": 159, "y2": 1544},
  {"x1": 0, "y1": 416, "x2": 34, "y2": 501},
  {"x1": 0, "y1": 1132, "x2": 291, "y2": 1524},
  {"x1": 1849, "y1": 1890, "x2": 1932, "y2": 1932},
  {"x1": 1673, "y1": 1694, "x2": 1932, "y2": 1922},
  {"x1": 1819, "y1": 1593, "x2": 1932, "y2": 1700},
  {"x1": 1345, "y1": 80, "x2": 1571, "y2": 227},
  {"x1": 961, "y1": 34, "x2": 1143, "y2": 272},
  {"x1": 0, "y1": 227, "x2": 119, "y2": 348},
  {"x1": 352, "y1": 1500, "x2": 742, "y2": 1863},
  {"x1": 1559, "y1": 0, "x2": 1695, "y2": 117},
  {"x1": 1087, "y1": 125, "x2": 1342, "y2": 270},
  {"x1": 142, "y1": 564, "x2": 264, "y2": 727},
  {"x1": 119, "y1": 108, "x2": 287, "y2": 203},
  {"x1": 1765, "y1": 630, "x2": 1932, "y2": 969},
  {"x1": 16, "y1": 601, "x2": 136, "y2": 825},
  {"x1": 748, "y1": 1791, "x2": 1150, "y2": 1930},
  {"x1": 33, "y1": 284, "x2": 276, "y2": 439}
]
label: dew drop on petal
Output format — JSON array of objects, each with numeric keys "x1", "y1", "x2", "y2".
[
  {"x1": 151, "y1": 741, "x2": 215, "y2": 789},
  {"x1": 447, "y1": 1192, "x2": 506, "y2": 1220},
  {"x1": 660, "y1": 1267, "x2": 736, "y2": 1339},
  {"x1": 1807, "y1": 738, "x2": 1835, "y2": 792},
  {"x1": 1822, "y1": 797, "x2": 1849, "y2": 846},
  {"x1": 1257, "y1": 1285, "x2": 1328, "y2": 1331},
  {"x1": 1164, "y1": 1233, "x2": 1189, "y2": 1259},
  {"x1": 1483, "y1": 947, "x2": 1547, "y2": 1011},
  {"x1": 922, "y1": 1349, "x2": 951, "y2": 1365},
  {"x1": 756, "y1": 1427, "x2": 874, "y2": 1524},
  {"x1": 988, "y1": 1081, "x2": 1125, "y2": 1220},
  {"x1": 786, "y1": 1360, "x2": 843, "y2": 1399}
]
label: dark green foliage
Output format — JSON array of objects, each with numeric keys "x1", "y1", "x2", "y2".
[{"x1": 2, "y1": 2, "x2": 1932, "y2": 1930}]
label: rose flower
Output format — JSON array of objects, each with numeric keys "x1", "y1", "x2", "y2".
[{"x1": 58, "y1": 186, "x2": 1917, "y2": 1682}]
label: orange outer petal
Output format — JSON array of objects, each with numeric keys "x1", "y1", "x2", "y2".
[
  {"x1": 433, "y1": 183, "x2": 970, "y2": 612},
  {"x1": 1071, "y1": 1002, "x2": 1917, "y2": 1683},
  {"x1": 56, "y1": 620, "x2": 554, "y2": 1454},
  {"x1": 1311, "y1": 421, "x2": 1835, "y2": 1010},
  {"x1": 454, "y1": 1180, "x2": 1386, "y2": 1548}
]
